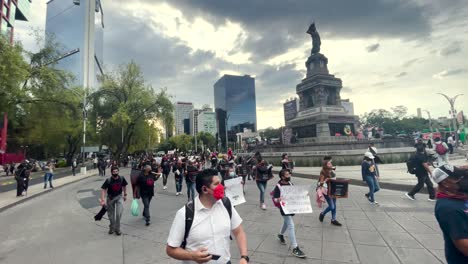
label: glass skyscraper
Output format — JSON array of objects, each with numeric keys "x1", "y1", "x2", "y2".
[
  {"x1": 0, "y1": 0, "x2": 31, "y2": 42},
  {"x1": 214, "y1": 74, "x2": 257, "y2": 149},
  {"x1": 45, "y1": 0, "x2": 103, "y2": 88}
]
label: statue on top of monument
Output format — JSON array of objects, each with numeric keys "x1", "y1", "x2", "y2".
[{"x1": 307, "y1": 22, "x2": 321, "y2": 54}]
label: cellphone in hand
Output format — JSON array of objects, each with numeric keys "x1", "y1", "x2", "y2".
[{"x1": 210, "y1": 254, "x2": 221, "y2": 260}]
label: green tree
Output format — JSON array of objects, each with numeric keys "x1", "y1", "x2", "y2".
[
  {"x1": 169, "y1": 134, "x2": 193, "y2": 153},
  {"x1": 196, "y1": 132, "x2": 216, "y2": 150},
  {"x1": 90, "y1": 61, "x2": 173, "y2": 158}
]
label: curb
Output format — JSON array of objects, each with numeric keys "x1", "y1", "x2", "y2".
[
  {"x1": 273, "y1": 170, "x2": 429, "y2": 194},
  {"x1": 0, "y1": 172, "x2": 98, "y2": 213}
]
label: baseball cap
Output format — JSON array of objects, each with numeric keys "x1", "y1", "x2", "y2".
[
  {"x1": 432, "y1": 164, "x2": 455, "y2": 183},
  {"x1": 364, "y1": 152, "x2": 375, "y2": 159}
]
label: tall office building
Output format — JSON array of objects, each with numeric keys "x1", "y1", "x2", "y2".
[
  {"x1": 189, "y1": 109, "x2": 203, "y2": 136},
  {"x1": 214, "y1": 74, "x2": 257, "y2": 149},
  {"x1": 0, "y1": 0, "x2": 31, "y2": 42},
  {"x1": 198, "y1": 111, "x2": 217, "y2": 137},
  {"x1": 174, "y1": 102, "x2": 194, "y2": 135},
  {"x1": 45, "y1": 0, "x2": 104, "y2": 88}
]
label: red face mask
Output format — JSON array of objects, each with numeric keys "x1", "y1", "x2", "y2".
[{"x1": 212, "y1": 184, "x2": 225, "y2": 200}]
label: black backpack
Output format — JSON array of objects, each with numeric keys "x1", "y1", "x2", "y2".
[
  {"x1": 406, "y1": 155, "x2": 417, "y2": 175},
  {"x1": 181, "y1": 197, "x2": 232, "y2": 249}
]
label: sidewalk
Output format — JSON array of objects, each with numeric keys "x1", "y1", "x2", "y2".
[
  {"x1": 280, "y1": 158, "x2": 468, "y2": 192},
  {"x1": 0, "y1": 168, "x2": 98, "y2": 212}
]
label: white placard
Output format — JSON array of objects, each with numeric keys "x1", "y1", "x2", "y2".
[
  {"x1": 280, "y1": 185, "x2": 313, "y2": 214},
  {"x1": 224, "y1": 177, "x2": 246, "y2": 206}
]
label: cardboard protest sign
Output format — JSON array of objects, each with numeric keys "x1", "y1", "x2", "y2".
[
  {"x1": 224, "y1": 177, "x2": 246, "y2": 206},
  {"x1": 280, "y1": 185, "x2": 313, "y2": 214}
]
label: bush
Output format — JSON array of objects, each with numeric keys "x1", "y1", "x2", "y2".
[{"x1": 56, "y1": 160, "x2": 67, "y2": 168}]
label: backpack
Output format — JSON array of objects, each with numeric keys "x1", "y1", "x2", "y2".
[
  {"x1": 181, "y1": 197, "x2": 232, "y2": 249},
  {"x1": 435, "y1": 143, "x2": 448, "y2": 155},
  {"x1": 270, "y1": 184, "x2": 282, "y2": 208},
  {"x1": 406, "y1": 155, "x2": 417, "y2": 175}
]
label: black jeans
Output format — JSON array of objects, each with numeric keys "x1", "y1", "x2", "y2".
[
  {"x1": 141, "y1": 196, "x2": 152, "y2": 221},
  {"x1": 162, "y1": 173, "x2": 169, "y2": 186},
  {"x1": 409, "y1": 173, "x2": 435, "y2": 199},
  {"x1": 448, "y1": 143, "x2": 454, "y2": 154}
]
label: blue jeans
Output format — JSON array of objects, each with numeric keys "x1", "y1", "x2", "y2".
[
  {"x1": 364, "y1": 175, "x2": 380, "y2": 202},
  {"x1": 256, "y1": 181, "x2": 267, "y2": 203},
  {"x1": 322, "y1": 195, "x2": 337, "y2": 220},
  {"x1": 186, "y1": 180, "x2": 195, "y2": 200},
  {"x1": 43, "y1": 173, "x2": 54, "y2": 187},
  {"x1": 280, "y1": 215, "x2": 297, "y2": 248},
  {"x1": 175, "y1": 173, "x2": 183, "y2": 193}
]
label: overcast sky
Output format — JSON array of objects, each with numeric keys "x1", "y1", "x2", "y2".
[{"x1": 15, "y1": 0, "x2": 468, "y2": 129}]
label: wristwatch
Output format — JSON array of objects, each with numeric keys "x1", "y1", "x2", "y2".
[{"x1": 240, "y1": 255, "x2": 249, "y2": 262}]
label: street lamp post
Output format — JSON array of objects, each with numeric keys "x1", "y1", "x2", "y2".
[{"x1": 437, "y1": 93, "x2": 463, "y2": 147}]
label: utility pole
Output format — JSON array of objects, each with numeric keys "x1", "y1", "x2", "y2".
[
  {"x1": 437, "y1": 93, "x2": 463, "y2": 147},
  {"x1": 225, "y1": 113, "x2": 230, "y2": 153}
]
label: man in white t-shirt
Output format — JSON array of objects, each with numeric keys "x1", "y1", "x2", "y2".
[
  {"x1": 166, "y1": 169, "x2": 249, "y2": 264},
  {"x1": 447, "y1": 135, "x2": 454, "y2": 154}
]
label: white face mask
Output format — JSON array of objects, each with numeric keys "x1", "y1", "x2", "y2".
[{"x1": 229, "y1": 172, "x2": 235, "y2": 177}]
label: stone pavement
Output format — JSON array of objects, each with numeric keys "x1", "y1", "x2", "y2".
[{"x1": 0, "y1": 167, "x2": 448, "y2": 264}]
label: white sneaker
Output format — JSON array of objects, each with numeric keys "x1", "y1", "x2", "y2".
[
  {"x1": 373, "y1": 201, "x2": 379, "y2": 204},
  {"x1": 261, "y1": 203, "x2": 266, "y2": 210},
  {"x1": 163, "y1": 186, "x2": 167, "y2": 190},
  {"x1": 428, "y1": 198, "x2": 436, "y2": 202},
  {"x1": 405, "y1": 193, "x2": 415, "y2": 201},
  {"x1": 176, "y1": 192, "x2": 180, "y2": 196}
]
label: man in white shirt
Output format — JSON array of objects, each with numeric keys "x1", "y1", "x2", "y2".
[
  {"x1": 447, "y1": 135, "x2": 454, "y2": 154},
  {"x1": 166, "y1": 169, "x2": 249, "y2": 264}
]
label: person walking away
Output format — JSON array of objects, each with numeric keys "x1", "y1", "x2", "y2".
[
  {"x1": 256, "y1": 160, "x2": 273, "y2": 210},
  {"x1": 173, "y1": 159, "x2": 185, "y2": 196},
  {"x1": 447, "y1": 134, "x2": 454, "y2": 154},
  {"x1": 100, "y1": 166, "x2": 128, "y2": 235},
  {"x1": 43, "y1": 161, "x2": 55, "y2": 189},
  {"x1": 432, "y1": 164, "x2": 468, "y2": 263},
  {"x1": 405, "y1": 145, "x2": 436, "y2": 201},
  {"x1": 185, "y1": 160, "x2": 198, "y2": 201},
  {"x1": 136, "y1": 165, "x2": 159, "y2": 226},
  {"x1": 15, "y1": 162, "x2": 27, "y2": 197},
  {"x1": 318, "y1": 160, "x2": 343, "y2": 226},
  {"x1": 71, "y1": 159, "x2": 77, "y2": 176},
  {"x1": 161, "y1": 156, "x2": 171, "y2": 190},
  {"x1": 273, "y1": 169, "x2": 307, "y2": 258},
  {"x1": 361, "y1": 152, "x2": 380, "y2": 204},
  {"x1": 434, "y1": 137, "x2": 449, "y2": 166},
  {"x1": 166, "y1": 168, "x2": 249, "y2": 264}
]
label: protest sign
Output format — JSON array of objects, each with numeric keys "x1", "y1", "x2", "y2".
[
  {"x1": 224, "y1": 177, "x2": 246, "y2": 206},
  {"x1": 280, "y1": 185, "x2": 313, "y2": 214}
]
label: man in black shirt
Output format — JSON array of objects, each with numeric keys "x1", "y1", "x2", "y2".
[
  {"x1": 432, "y1": 165, "x2": 468, "y2": 264},
  {"x1": 100, "y1": 167, "x2": 128, "y2": 235},
  {"x1": 406, "y1": 146, "x2": 435, "y2": 201},
  {"x1": 136, "y1": 165, "x2": 159, "y2": 226}
]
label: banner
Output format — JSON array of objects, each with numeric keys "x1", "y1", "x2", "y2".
[
  {"x1": 280, "y1": 185, "x2": 313, "y2": 214},
  {"x1": 224, "y1": 177, "x2": 246, "y2": 206}
]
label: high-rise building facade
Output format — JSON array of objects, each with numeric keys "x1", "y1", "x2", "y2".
[
  {"x1": 174, "y1": 102, "x2": 193, "y2": 135},
  {"x1": 45, "y1": 0, "x2": 104, "y2": 88},
  {"x1": 214, "y1": 74, "x2": 257, "y2": 149},
  {"x1": 0, "y1": 0, "x2": 31, "y2": 42},
  {"x1": 189, "y1": 109, "x2": 203, "y2": 136},
  {"x1": 198, "y1": 111, "x2": 217, "y2": 137}
]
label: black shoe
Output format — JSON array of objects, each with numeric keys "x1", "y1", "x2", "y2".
[
  {"x1": 108, "y1": 229, "x2": 114, "y2": 235},
  {"x1": 292, "y1": 247, "x2": 306, "y2": 258},
  {"x1": 44, "y1": 186, "x2": 46, "y2": 189},
  {"x1": 277, "y1": 234, "x2": 286, "y2": 245},
  {"x1": 115, "y1": 231, "x2": 122, "y2": 236},
  {"x1": 146, "y1": 221, "x2": 151, "y2": 226},
  {"x1": 331, "y1": 220, "x2": 342, "y2": 226},
  {"x1": 365, "y1": 193, "x2": 369, "y2": 198},
  {"x1": 319, "y1": 212, "x2": 324, "y2": 222}
]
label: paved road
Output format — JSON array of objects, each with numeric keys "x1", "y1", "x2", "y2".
[
  {"x1": 0, "y1": 168, "x2": 447, "y2": 264},
  {"x1": 0, "y1": 163, "x2": 95, "y2": 193}
]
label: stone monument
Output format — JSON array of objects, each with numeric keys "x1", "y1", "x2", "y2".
[{"x1": 285, "y1": 23, "x2": 359, "y2": 143}]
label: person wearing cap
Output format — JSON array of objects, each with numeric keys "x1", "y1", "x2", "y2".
[
  {"x1": 405, "y1": 145, "x2": 436, "y2": 201},
  {"x1": 433, "y1": 164, "x2": 468, "y2": 263},
  {"x1": 362, "y1": 152, "x2": 380, "y2": 204}
]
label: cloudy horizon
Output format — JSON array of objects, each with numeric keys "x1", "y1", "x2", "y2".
[{"x1": 14, "y1": 0, "x2": 468, "y2": 129}]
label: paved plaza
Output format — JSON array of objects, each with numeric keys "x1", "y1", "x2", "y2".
[{"x1": 0, "y1": 166, "x2": 452, "y2": 264}]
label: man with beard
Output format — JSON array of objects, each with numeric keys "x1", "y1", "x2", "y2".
[
  {"x1": 100, "y1": 167, "x2": 128, "y2": 235},
  {"x1": 433, "y1": 164, "x2": 468, "y2": 263}
]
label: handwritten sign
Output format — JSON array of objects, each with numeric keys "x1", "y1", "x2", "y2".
[
  {"x1": 280, "y1": 185, "x2": 313, "y2": 214},
  {"x1": 224, "y1": 177, "x2": 246, "y2": 206}
]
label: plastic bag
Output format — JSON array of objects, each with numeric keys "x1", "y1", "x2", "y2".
[{"x1": 131, "y1": 199, "x2": 139, "y2": 216}]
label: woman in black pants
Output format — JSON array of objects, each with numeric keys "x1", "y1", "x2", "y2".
[{"x1": 135, "y1": 165, "x2": 160, "y2": 226}]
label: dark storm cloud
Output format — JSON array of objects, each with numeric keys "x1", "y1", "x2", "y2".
[
  {"x1": 366, "y1": 43, "x2": 380, "y2": 53},
  {"x1": 151, "y1": 0, "x2": 432, "y2": 60},
  {"x1": 439, "y1": 41, "x2": 462, "y2": 56}
]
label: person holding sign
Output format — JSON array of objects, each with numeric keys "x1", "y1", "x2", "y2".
[
  {"x1": 272, "y1": 169, "x2": 306, "y2": 258},
  {"x1": 318, "y1": 159, "x2": 343, "y2": 226}
]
